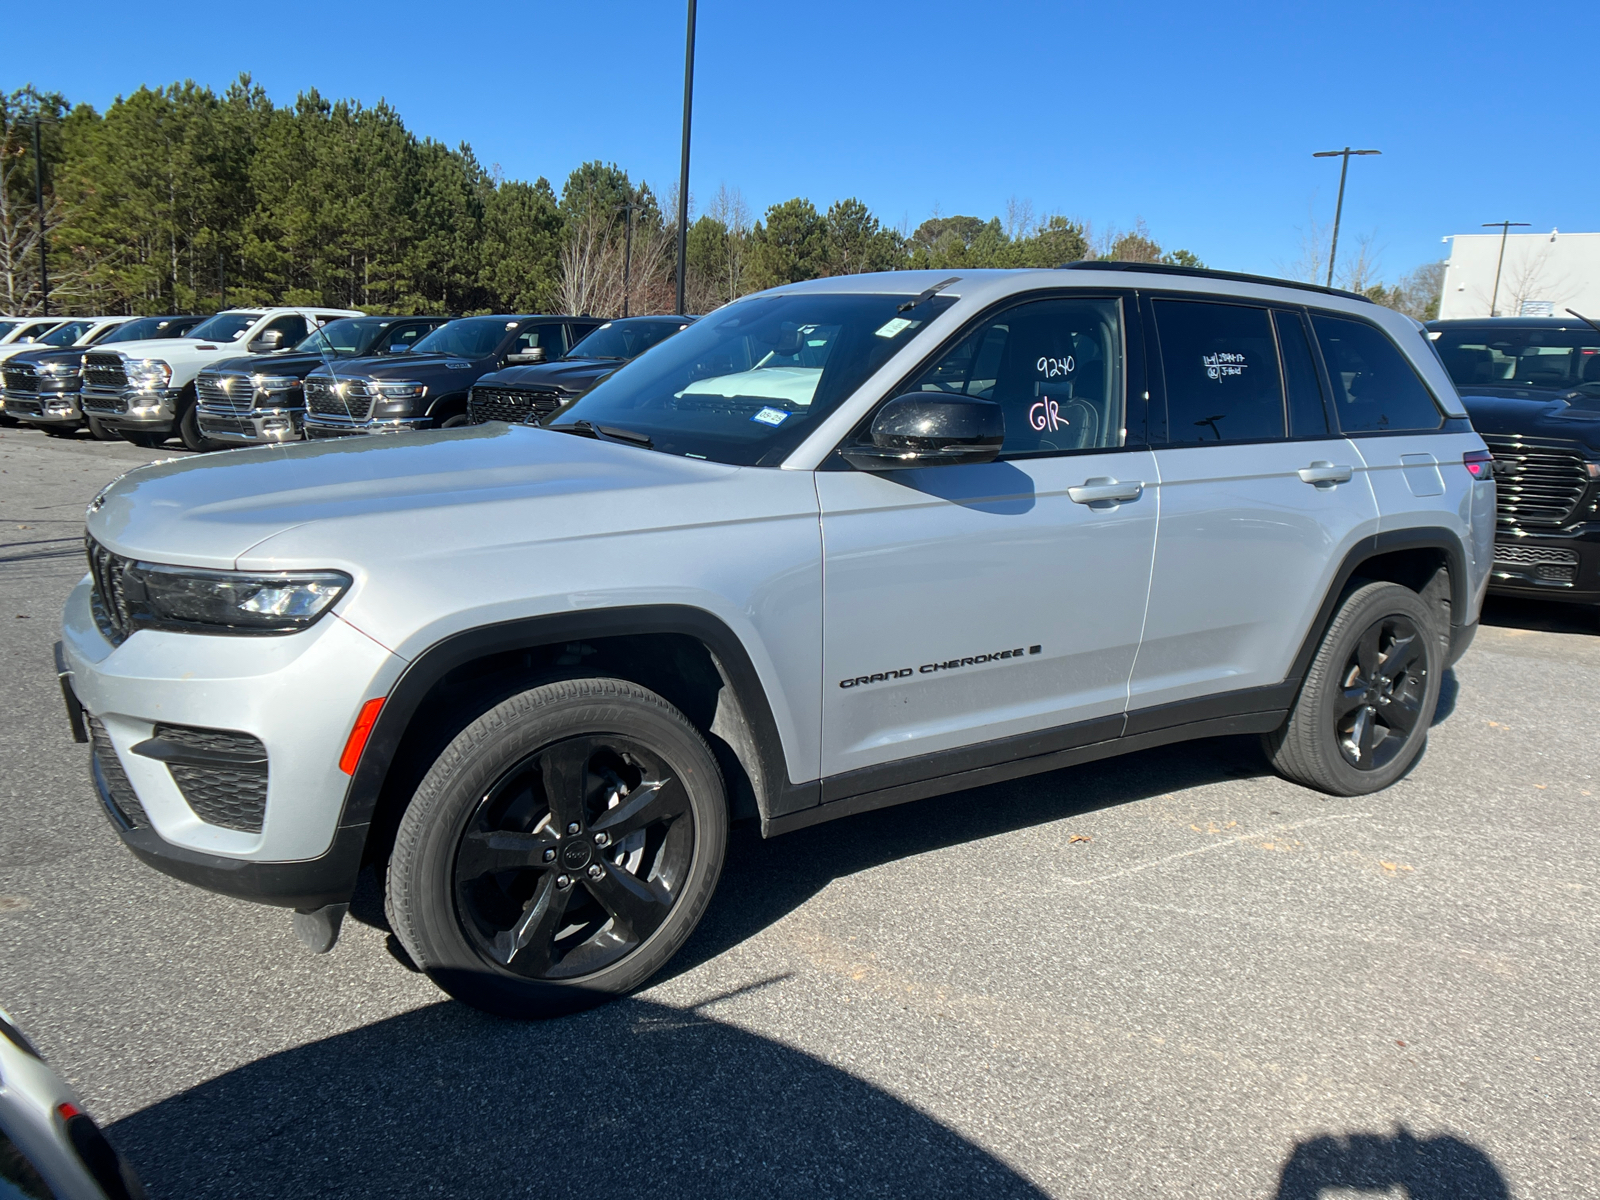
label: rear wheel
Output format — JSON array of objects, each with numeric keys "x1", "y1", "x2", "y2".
[
  {"x1": 386, "y1": 677, "x2": 727, "y2": 1018},
  {"x1": 1265, "y1": 581, "x2": 1441, "y2": 795}
]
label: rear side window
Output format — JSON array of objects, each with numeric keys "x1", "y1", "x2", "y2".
[
  {"x1": 905, "y1": 296, "x2": 1125, "y2": 456},
  {"x1": 1274, "y1": 310, "x2": 1329, "y2": 437},
  {"x1": 1311, "y1": 314, "x2": 1443, "y2": 433},
  {"x1": 1151, "y1": 298, "x2": 1284, "y2": 443}
]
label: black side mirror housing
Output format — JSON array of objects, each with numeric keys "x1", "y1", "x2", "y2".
[
  {"x1": 504, "y1": 347, "x2": 548, "y2": 366},
  {"x1": 841, "y1": 393, "x2": 1005, "y2": 471},
  {"x1": 247, "y1": 330, "x2": 285, "y2": 354}
]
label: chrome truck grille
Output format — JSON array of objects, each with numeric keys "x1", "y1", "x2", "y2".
[{"x1": 305, "y1": 376, "x2": 373, "y2": 421}]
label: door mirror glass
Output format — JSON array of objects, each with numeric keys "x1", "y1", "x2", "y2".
[{"x1": 842, "y1": 394, "x2": 1005, "y2": 470}]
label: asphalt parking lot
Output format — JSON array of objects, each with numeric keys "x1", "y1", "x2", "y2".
[{"x1": 1, "y1": 423, "x2": 1596, "y2": 1199}]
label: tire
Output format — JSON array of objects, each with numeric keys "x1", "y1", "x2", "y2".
[
  {"x1": 86, "y1": 417, "x2": 121, "y2": 442},
  {"x1": 438, "y1": 413, "x2": 469, "y2": 429},
  {"x1": 177, "y1": 399, "x2": 213, "y2": 452},
  {"x1": 1265, "y1": 581, "x2": 1442, "y2": 796},
  {"x1": 386, "y1": 676, "x2": 728, "y2": 1018},
  {"x1": 119, "y1": 430, "x2": 167, "y2": 448}
]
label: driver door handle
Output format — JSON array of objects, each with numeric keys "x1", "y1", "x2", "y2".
[
  {"x1": 1068, "y1": 477, "x2": 1143, "y2": 504},
  {"x1": 1298, "y1": 461, "x2": 1353, "y2": 486}
]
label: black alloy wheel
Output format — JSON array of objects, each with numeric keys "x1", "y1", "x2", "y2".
[
  {"x1": 1332, "y1": 614, "x2": 1427, "y2": 771},
  {"x1": 386, "y1": 677, "x2": 727, "y2": 1018},
  {"x1": 454, "y1": 735, "x2": 694, "y2": 980},
  {"x1": 1264, "y1": 580, "x2": 1442, "y2": 796}
]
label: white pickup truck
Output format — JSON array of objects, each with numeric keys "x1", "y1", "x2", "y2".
[{"x1": 81, "y1": 306, "x2": 362, "y2": 450}]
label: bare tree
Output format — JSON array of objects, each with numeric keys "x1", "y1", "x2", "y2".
[
  {"x1": 1283, "y1": 202, "x2": 1332, "y2": 284},
  {"x1": 557, "y1": 204, "x2": 677, "y2": 318},
  {"x1": 1334, "y1": 231, "x2": 1383, "y2": 294},
  {"x1": 1004, "y1": 196, "x2": 1036, "y2": 242}
]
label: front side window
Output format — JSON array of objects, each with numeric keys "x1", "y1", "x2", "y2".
[
  {"x1": 1152, "y1": 298, "x2": 1284, "y2": 443},
  {"x1": 100, "y1": 316, "x2": 203, "y2": 344},
  {"x1": 189, "y1": 313, "x2": 259, "y2": 342},
  {"x1": 1312, "y1": 314, "x2": 1443, "y2": 433},
  {"x1": 15, "y1": 321, "x2": 61, "y2": 342},
  {"x1": 411, "y1": 317, "x2": 513, "y2": 359},
  {"x1": 549, "y1": 292, "x2": 954, "y2": 466},
  {"x1": 383, "y1": 322, "x2": 438, "y2": 353},
  {"x1": 261, "y1": 314, "x2": 309, "y2": 345},
  {"x1": 296, "y1": 318, "x2": 391, "y2": 356},
  {"x1": 904, "y1": 296, "x2": 1125, "y2": 455},
  {"x1": 41, "y1": 320, "x2": 95, "y2": 346},
  {"x1": 512, "y1": 323, "x2": 569, "y2": 355}
]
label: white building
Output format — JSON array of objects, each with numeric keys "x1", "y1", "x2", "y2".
[{"x1": 1438, "y1": 230, "x2": 1600, "y2": 320}]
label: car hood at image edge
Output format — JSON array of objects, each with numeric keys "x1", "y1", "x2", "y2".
[
  {"x1": 85, "y1": 424, "x2": 742, "y2": 571},
  {"x1": 1461, "y1": 391, "x2": 1600, "y2": 451}
]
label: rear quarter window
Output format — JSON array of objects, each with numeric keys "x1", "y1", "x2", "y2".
[{"x1": 1311, "y1": 314, "x2": 1443, "y2": 433}]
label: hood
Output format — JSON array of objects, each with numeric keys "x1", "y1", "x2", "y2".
[
  {"x1": 209, "y1": 350, "x2": 391, "y2": 378},
  {"x1": 1461, "y1": 391, "x2": 1600, "y2": 452},
  {"x1": 90, "y1": 337, "x2": 213, "y2": 360},
  {"x1": 478, "y1": 358, "x2": 619, "y2": 392},
  {"x1": 309, "y1": 352, "x2": 489, "y2": 382},
  {"x1": 85, "y1": 423, "x2": 739, "y2": 569},
  {"x1": 5, "y1": 345, "x2": 88, "y2": 368}
]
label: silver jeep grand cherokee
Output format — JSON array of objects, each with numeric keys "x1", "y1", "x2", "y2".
[{"x1": 57, "y1": 265, "x2": 1495, "y2": 1018}]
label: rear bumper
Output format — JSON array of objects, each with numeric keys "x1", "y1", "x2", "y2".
[
  {"x1": 1487, "y1": 527, "x2": 1600, "y2": 605},
  {"x1": 197, "y1": 406, "x2": 304, "y2": 444}
]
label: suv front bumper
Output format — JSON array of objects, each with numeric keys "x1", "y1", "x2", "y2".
[
  {"x1": 58, "y1": 576, "x2": 405, "y2": 908},
  {"x1": 197, "y1": 405, "x2": 304, "y2": 445},
  {"x1": 1488, "y1": 526, "x2": 1600, "y2": 605}
]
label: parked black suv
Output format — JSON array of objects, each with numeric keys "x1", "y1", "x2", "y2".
[
  {"x1": 466, "y1": 315, "x2": 693, "y2": 425},
  {"x1": 303, "y1": 315, "x2": 601, "y2": 437},
  {"x1": 2, "y1": 316, "x2": 204, "y2": 438},
  {"x1": 1430, "y1": 316, "x2": 1600, "y2": 616},
  {"x1": 197, "y1": 315, "x2": 448, "y2": 446}
]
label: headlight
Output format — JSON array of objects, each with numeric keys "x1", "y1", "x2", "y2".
[
  {"x1": 125, "y1": 359, "x2": 171, "y2": 390},
  {"x1": 38, "y1": 361, "x2": 81, "y2": 378},
  {"x1": 123, "y1": 563, "x2": 352, "y2": 634},
  {"x1": 251, "y1": 374, "x2": 299, "y2": 393},
  {"x1": 373, "y1": 381, "x2": 425, "y2": 399}
]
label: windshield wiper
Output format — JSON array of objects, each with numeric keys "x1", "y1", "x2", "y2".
[
  {"x1": 547, "y1": 420, "x2": 653, "y2": 448},
  {"x1": 898, "y1": 275, "x2": 961, "y2": 313}
]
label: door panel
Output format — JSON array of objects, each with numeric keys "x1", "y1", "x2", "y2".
[{"x1": 818, "y1": 450, "x2": 1157, "y2": 778}]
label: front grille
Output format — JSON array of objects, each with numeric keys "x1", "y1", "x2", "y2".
[
  {"x1": 197, "y1": 371, "x2": 254, "y2": 414},
  {"x1": 89, "y1": 716, "x2": 149, "y2": 829},
  {"x1": 1493, "y1": 545, "x2": 1578, "y2": 567},
  {"x1": 468, "y1": 386, "x2": 564, "y2": 425},
  {"x1": 305, "y1": 376, "x2": 372, "y2": 420},
  {"x1": 86, "y1": 536, "x2": 133, "y2": 645},
  {"x1": 1479, "y1": 434, "x2": 1594, "y2": 530},
  {"x1": 154, "y1": 723, "x2": 268, "y2": 833},
  {"x1": 197, "y1": 415, "x2": 255, "y2": 436},
  {"x1": 83, "y1": 353, "x2": 127, "y2": 391},
  {"x1": 2, "y1": 361, "x2": 38, "y2": 394}
]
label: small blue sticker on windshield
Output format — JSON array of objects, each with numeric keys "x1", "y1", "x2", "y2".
[{"x1": 751, "y1": 407, "x2": 790, "y2": 427}]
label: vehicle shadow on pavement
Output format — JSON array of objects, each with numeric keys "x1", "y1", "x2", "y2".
[
  {"x1": 1479, "y1": 593, "x2": 1597, "y2": 636},
  {"x1": 671, "y1": 733, "x2": 1280, "y2": 979},
  {"x1": 1272, "y1": 1125, "x2": 1511, "y2": 1199},
  {"x1": 107, "y1": 989, "x2": 1049, "y2": 1200}
]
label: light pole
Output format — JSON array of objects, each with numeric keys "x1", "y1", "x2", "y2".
[
  {"x1": 1482, "y1": 220, "x2": 1530, "y2": 316},
  {"x1": 32, "y1": 115, "x2": 49, "y2": 316},
  {"x1": 621, "y1": 200, "x2": 636, "y2": 317},
  {"x1": 675, "y1": 0, "x2": 697, "y2": 316},
  {"x1": 1313, "y1": 146, "x2": 1381, "y2": 288}
]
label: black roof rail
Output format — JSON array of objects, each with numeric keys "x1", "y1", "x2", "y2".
[{"x1": 1056, "y1": 260, "x2": 1373, "y2": 303}]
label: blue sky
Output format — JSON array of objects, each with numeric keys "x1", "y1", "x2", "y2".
[{"x1": 8, "y1": 0, "x2": 1597, "y2": 284}]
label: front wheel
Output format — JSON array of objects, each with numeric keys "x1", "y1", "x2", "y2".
[
  {"x1": 177, "y1": 400, "x2": 214, "y2": 452},
  {"x1": 119, "y1": 430, "x2": 167, "y2": 448},
  {"x1": 86, "y1": 416, "x2": 121, "y2": 442},
  {"x1": 386, "y1": 677, "x2": 728, "y2": 1018},
  {"x1": 1265, "y1": 581, "x2": 1442, "y2": 795}
]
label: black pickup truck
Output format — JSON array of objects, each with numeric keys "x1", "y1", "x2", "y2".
[
  {"x1": 196, "y1": 315, "x2": 448, "y2": 446},
  {"x1": 302, "y1": 315, "x2": 600, "y2": 438},
  {"x1": 1431, "y1": 316, "x2": 1600, "y2": 620},
  {"x1": 466, "y1": 316, "x2": 692, "y2": 425}
]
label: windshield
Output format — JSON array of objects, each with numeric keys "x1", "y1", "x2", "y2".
[
  {"x1": 411, "y1": 317, "x2": 510, "y2": 358},
  {"x1": 1434, "y1": 324, "x2": 1600, "y2": 396},
  {"x1": 567, "y1": 319, "x2": 690, "y2": 361},
  {"x1": 295, "y1": 318, "x2": 392, "y2": 357},
  {"x1": 41, "y1": 320, "x2": 95, "y2": 347},
  {"x1": 548, "y1": 292, "x2": 956, "y2": 466},
  {"x1": 188, "y1": 313, "x2": 260, "y2": 342},
  {"x1": 99, "y1": 316, "x2": 202, "y2": 344}
]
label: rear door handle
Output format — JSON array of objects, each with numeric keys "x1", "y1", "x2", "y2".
[
  {"x1": 1298, "y1": 461, "x2": 1353, "y2": 486},
  {"x1": 1068, "y1": 477, "x2": 1143, "y2": 504}
]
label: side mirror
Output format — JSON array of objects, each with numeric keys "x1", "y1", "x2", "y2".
[
  {"x1": 247, "y1": 330, "x2": 285, "y2": 354},
  {"x1": 841, "y1": 394, "x2": 1005, "y2": 471},
  {"x1": 504, "y1": 347, "x2": 548, "y2": 365}
]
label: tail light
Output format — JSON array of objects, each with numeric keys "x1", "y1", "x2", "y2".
[{"x1": 1463, "y1": 449, "x2": 1493, "y2": 480}]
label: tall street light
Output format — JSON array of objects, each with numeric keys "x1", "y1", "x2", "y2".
[
  {"x1": 1482, "y1": 219, "x2": 1530, "y2": 317},
  {"x1": 32, "y1": 115, "x2": 49, "y2": 316},
  {"x1": 1313, "y1": 146, "x2": 1381, "y2": 288},
  {"x1": 675, "y1": 0, "x2": 697, "y2": 317}
]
